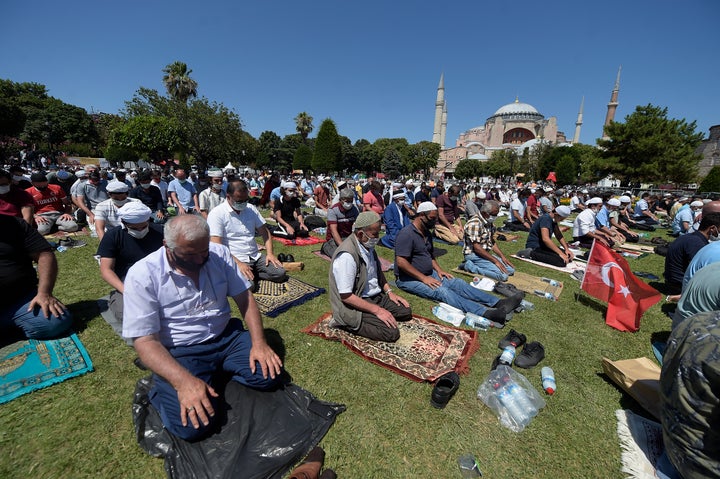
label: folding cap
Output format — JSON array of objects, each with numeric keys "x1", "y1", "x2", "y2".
[
  {"x1": 586, "y1": 197, "x2": 603, "y2": 205},
  {"x1": 106, "y1": 181, "x2": 129, "y2": 193},
  {"x1": 555, "y1": 205, "x2": 571, "y2": 217},
  {"x1": 353, "y1": 211, "x2": 381, "y2": 229},
  {"x1": 416, "y1": 201, "x2": 438, "y2": 213}
]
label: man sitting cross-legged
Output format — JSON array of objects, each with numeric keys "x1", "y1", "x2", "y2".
[
  {"x1": 394, "y1": 202, "x2": 522, "y2": 324},
  {"x1": 328, "y1": 211, "x2": 412, "y2": 342},
  {"x1": 122, "y1": 215, "x2": 283, "y2": 441},
  {"x1": 207, "y1": 179, "x2": 286, "y2": 290}
]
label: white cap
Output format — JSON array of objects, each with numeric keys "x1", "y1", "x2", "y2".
[
  {"x1": 106, "y1": 181, "x2": 129, "y2": 193},
  {"x1": 392, "y1": 192, "x2": 406, "y2": 199},
  {"x1": 75, "y1": 170, "x2": 87, "y2": 178},
  {"x1": 607, "y1": 198, "x2": 621, "y2": 207},
  {"x1": 208, "y1": 168, "x2": 224, "y2": 178},
  {"x1": 691, "y1": 200, "x2": 704, "y2": 208},
  {"x1": 619, "y1": 196, "x2": 631, "y2": 203},
  {"x1": 416, "y1": 201, "x2": 437, "y2": 213},
  {"x1": 117, "y1": 202, "x2": 152, "y2": 223},
  {"x1": 281, "y1": 181, "x2": 296, "y2": 189},
  {"x1": 586, "y1": 197, "x2": 603, "y2": 205},
  {"x1": 581, "y1": 189, "x2": 588, "y2": 194},
  {"x1": 555, "y1": 205, "x2": 571, "y2": 217},
  {"x1": 405, "y1": 179, "x2": 414, "y2": 185}
]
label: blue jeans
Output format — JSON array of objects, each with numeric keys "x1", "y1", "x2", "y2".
[
  {"x1": 396, "y1": 271, "x2": 499, "y2": 316},
  {"x1": 463, "y1": 253, "x2": 515, "y2": 281},
  {"x1": 0, "y1": 290, "x2": 73, "y2": 339},
  {"x1": 149, "y1": 319, "x2": 282, "y2": 441}
]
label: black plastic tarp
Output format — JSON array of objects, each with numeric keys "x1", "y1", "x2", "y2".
[{"x1": 133, "y1": 376, "x2": 345, "y2": 479}]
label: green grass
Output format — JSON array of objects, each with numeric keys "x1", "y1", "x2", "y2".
[{"x1": 0, "y1": 221, "x2": 672, "y2": 478}]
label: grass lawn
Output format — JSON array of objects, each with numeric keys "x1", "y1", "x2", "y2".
[{"x1": 0, "y1": 217, "x2": 673, "y2": 478}]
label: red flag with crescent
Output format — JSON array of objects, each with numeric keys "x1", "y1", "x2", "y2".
[
  {"x1": 581, "y1": 241, "x2": 662, "y2": 332},
  {"x1": 546, "y1": 171, "x2": 557, "y2": 182}
]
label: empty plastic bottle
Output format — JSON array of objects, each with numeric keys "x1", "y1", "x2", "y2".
[
  {"x1": 541, "y1": 277, "x2": 560, "y2": 287},
  {"x1": 541, "y1": 366, "x2": 556, "y2": 395},
  {"x1": 493, "y1": 381, "x2": 530, "y2": 427},
  {"x1": 56, "y1": 245, "x2": 67, "y2": 253},
  {"x1": 534, "y1": 290, "x2": 557, "y2": 301},
  {"x1": 465, "y1": 312, "x2": 492, "y2": 331},
  {"x1": 498, "y1": 346, "x2": 516, "y2": 366},
  {"x1": 518, "y1": 299, "x2": 535, "y2": 311},
  {"x1": 432, "y1": 305, "x2": 465, "y2": 325}
]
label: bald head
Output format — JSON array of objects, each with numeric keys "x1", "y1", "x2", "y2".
[{"x1": 702, "y1": 200, "x2": 720, "y2": 216}]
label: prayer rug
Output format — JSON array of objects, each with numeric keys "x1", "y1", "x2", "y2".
[
  {"x1": 452, "y1": 267, "x2": 564, "y2": 300},
  {"x1": 511, "y1": 254, "x2": 586, "y2": 276},
  {"x1": 312, "y1": 250, "x2": 393, "y2": 272},
  {"x1": 302, "y1": 312, "x2": 480, "y2": 382},
  {"x1": 616, "y1": 409, "x2": 664, "y2": 479},
  {"x1": 0, "y1": 333, "x2": 93, "y2": 404},
  {"x1": 254, "y1": 277, "x2": 326, "y2": 318},
  {"x1": 273, "y1": 236, "x2": 325, "y2": 246}
]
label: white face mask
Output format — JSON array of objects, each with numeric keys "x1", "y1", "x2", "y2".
[
  {"x1": 361, "y1": 231, "x2": 379, "y2": 250},
  {"x1": 341, "y1": 201, "x2": 354, "y2": 210},
  {"x1": 141, "y1": 183, "x2": 152, "y2": 189},
  {"x1": 127, "y1": 226, "x2": 149, "y2": 239},
  {"x1": 232, "y1": 201, "x2": 247, "y2": 212},
  {"x1": 487, "y1": 215, "x2": 497, "y2": 224},
  {"x1": 112, "y1": 198, "x2": 129, "y2": 207},
  {"x1": 0, "y1": 185, "x2": 10, "y2": 194}
]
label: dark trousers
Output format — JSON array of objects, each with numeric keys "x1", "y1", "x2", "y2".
[
  {"x1": 342, "y1": 293, "x2": 412, "y2": 342},
  {"x1": 505, "y1": 221, "x2": 529, "y2": 232},
  {"x1": 530, "y1": 246, "x2": 567, "y2": 268}
]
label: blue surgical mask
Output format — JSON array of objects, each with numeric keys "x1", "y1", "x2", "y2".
[{"x1": 232, "y1": 201, "x2": 247, "y2": 212}]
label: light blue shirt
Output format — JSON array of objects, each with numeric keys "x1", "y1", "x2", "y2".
[
  {"x1": 122, "y1": 242, "x2": 250, "y2": 347},
  {"x1": 672, "y1": 207, "x2": 696, "y2": 235},
  {"x1": 168, "y1": 179, "x2": 197, "y2": 209},
  {"x1": 682, "y1": 241, "x2": 720, "y2": 290}
]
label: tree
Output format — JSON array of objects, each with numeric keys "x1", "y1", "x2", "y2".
[
  {"x1": 405, "y1": 141, "x2": 441, "y2": 177},
  {"x1": 598, "y1": 104, "x2": 704, "y2": 185},
  {"x1": 293, "y1": 143, "x2": 313, "y2": 171},
  {"x1": 162, "y1": 61, "x2": 198, "y2": 103},
  {"x1": 312, "y1": 119, "x2": 342, "y2": 173},
  {"x1": 486, "y1": 149, "x2": 516, "y2": 179},
  {"x1": 699, "y1": 166, "x2": 720, "y2": 193},
  {"x1": 257, "y1": 130, "x2": 282, "y2": 170},
  {"x1": 294, "y1": 112, "x2": 314, "y2": 142},
  {"x1": 453, "y1": 159, "x2": 486, "y2": 182},
  {"x1": 555, "y1": 155, "x2": 578, "y2": 186},
  {"x1": 108, "y1": 115, "x2": 182, "y2": 162},
  {"x1": 381, "y1": 149, "x2": 403, "y2": 179}
]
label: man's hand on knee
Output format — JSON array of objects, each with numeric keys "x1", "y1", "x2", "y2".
[{"x1": 177, "y1": 377, "x2": 219, "y2": 429}]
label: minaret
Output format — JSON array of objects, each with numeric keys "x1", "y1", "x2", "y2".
[
  {"x1": 602, "y1": 66, "x2": 621, "y2": 140},
  {"x1": 440, "y1": 101, "x2": 447, "y2": 149},
  {"x1": 572, "y1": 96, "x2": 584, "y2": 144},
  {"x1": 432, "y1": 73, "x2": 444, "y2": 145}
]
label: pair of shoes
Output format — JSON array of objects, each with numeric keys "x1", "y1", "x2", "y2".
[
  {"x1": 495, "y1": 292, "x2": 524, "y2": 314},
  {"x1": 59, "y1": 237, "x2": 87, "y2": 248},
  {"x1": 430, "y1": 371, "x2": 460, "y2": 409},
  {"x1": 289, "y1": 446, "x2": 325, "y2": 479},
  {"x1": 514, "y1": 341, "x2": 545, "y2": 369}
]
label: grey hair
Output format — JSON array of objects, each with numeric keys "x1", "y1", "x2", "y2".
[
  {"x1": 481, "y1": 200, "x2": 500, "y2": 214},
  {"x1": 164, "y1": 215, "x2": 210, "y2": 249}
]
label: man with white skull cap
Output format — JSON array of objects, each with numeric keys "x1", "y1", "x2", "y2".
[{"x1": 97, "y1": 201, "x2": 165, "y2": 323}]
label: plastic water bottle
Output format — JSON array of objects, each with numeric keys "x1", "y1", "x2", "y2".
[
  {"x1": 498, "y1": 346, "x2": 516, "y2": 366},
  {"x1": 56, "y1": 245, "x2": 67, "y2": 253},
  {"x1": 518, "y1": 299, "x2": 535, "y2": 311},
  {"x1": 89, "y1": 223, "x2": 98, "y2": 238},
  {"x1": 493, "y1": 381, "x2": 530, "y2": 427},
  {"x1": 502, "y1": 375, "x2": 538, "y2": 418},
  {"x1": 534, "y1": 290, "x2": 557, "y2": 301},
  {"x1": 541, "y1": 277, "x2": 560, "y2": 287},
  {"x1": 541, "y1": 367, "x2": 557, "y2": 395},
  {"x1": 465, "y1": 312, "x2": 492, "y2": 331},
  {"x1": 432, "y1": 305, "x2": 465, "y2": 326}
]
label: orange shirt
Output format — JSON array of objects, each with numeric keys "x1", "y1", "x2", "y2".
[{"x1": 26, "y1": 184, "x2": 66, "y2": 214}]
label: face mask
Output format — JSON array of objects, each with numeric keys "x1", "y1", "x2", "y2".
[
  {"x1": 179, "y1": 178, "x2": 187, "y2": 184},
  {"x1": 140, "y1": 183, "x2": 151, "y2": 189},
  {"x1": 12, "y1": 175, "x2": 25, "y2": 183},
  {"x1": 487, "y1": 215, "x2": 497, "y2": 224},
  {"x1": 127, "y1": 226, "x2": 149, "y2": 239},
  {"x1": 341, "y1": 201, "x2": 354, "y2": 210},
  {"x1": 170, "y1": 250, "x2": 209, "y2": 272},
  {"x1": 0, "y1": 185, "x2": 10, "y2": 194},
  {"x1": 112, "y1": 198, "x2": 129, "y2": 207},
  {"x1": 232, "y1": 201, "x2": 247, "y2": 212},
  {"x1": 361, "y1": 231, "x2": 379, "y2": 250},
  {"x1": 423, "y1": 217, "x2": 437, "y2": 231},
  {"x1": 286, "y1": 191, "x2": 296, "y2": 198},
  {"x1": 212, "y1": 183, "x2": 222, "y2": 191},
  {"x1": 394, "y1": 199, "x2": 404, "y2": 205}
]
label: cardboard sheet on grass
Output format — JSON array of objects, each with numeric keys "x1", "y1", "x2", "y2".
[
  {"x1": 602, "y1": 357, "x2": 661, "y2": 420},
  {"x1": 254, "y1": 277, "x2": 325, "y2": 318},
  {"x1": 453, "y1": 267, "x2": 564, "y2": 300},
  {"x1": 0, "y1": 334, "x2": 93, "y2": 404},
  {"x1": 312, "y1": 250, "x2": 393, "y2": 272},
  {"x1": 133, "y1": 376, "x2": 345, "y2": 479},
  {"x1": 511, "y1": 254, "x2": 586, "y2": 275},
  {"x1": 303, "y1": 312, "x2": 479, "y2": 382}
]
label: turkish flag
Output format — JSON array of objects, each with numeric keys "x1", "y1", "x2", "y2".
[
  {"x1": 581, "y1": 241, "x2": 662, "y2": 332},
  {"x1": 546, "y1": 171, "x2": 557, "y2": 182}
]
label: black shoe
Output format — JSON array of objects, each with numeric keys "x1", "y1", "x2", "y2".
[
  {"x1": 59, "y1": 237, "x2": 87, "y2": 248},
  {"x1": 482, "y1": 307, "x2": 509, "y2": 324},
  {"x1": 430, "y1": 371, "x2": 460, "y2": 409},
  {"x1": 514, "y1": 341, "x2": 545, "y2": 369},
  {"x1": 277, "y1": 253, "x2": 287, "y2": 262},
  {"x1": 494, "y1": 282, "x2": 524, "y2": 298},
  {"x1": 495, "y1": 292, "x2": 524, "y2": 314},
  {"x1": 498, "y1": 329, "x2": 527, "y2": 350},
  {"x1": 285, "y1": 254, "x2": 295, "y2": 262}
]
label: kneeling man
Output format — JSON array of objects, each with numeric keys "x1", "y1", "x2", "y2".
[
  {"x1": 122, "y1": 215, "x2": 283, "y2": 441},
  {"x1": 329, "y1": 211, "x2": 412, "y2": 342}
]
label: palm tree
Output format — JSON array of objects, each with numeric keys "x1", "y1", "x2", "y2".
[
  {"x1": 162, "y1": 61, "x2": 198, "y2": 103},
  {"x1": 294, "y1": 112, "x2": 314, "y2": 142}
]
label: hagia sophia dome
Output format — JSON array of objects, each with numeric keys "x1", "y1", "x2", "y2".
[{"x1": 487, "y1": 99, "x2": 545, "y2": 122}]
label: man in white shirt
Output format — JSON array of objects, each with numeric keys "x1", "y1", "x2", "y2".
[
  {"x1": 207, "y1": 179, "x2": 286, "y2": 288},
  {"x1": 198, "y1": 169, "x2": 226, "y2": 218},
  {"x1": 572, "y1": 197, "x2": 612, "y2": 248},
  {"x1": 122, "y1": 214, "x2": 282, "y2": 441}
]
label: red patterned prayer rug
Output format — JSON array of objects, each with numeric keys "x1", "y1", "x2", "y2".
[{"x1": 302, "y1": 312, "x2": 479, "y2": 382}]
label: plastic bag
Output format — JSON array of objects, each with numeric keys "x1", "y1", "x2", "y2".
[{"x1": 477, "y1": 365, "x2": 546, "y2": 432}]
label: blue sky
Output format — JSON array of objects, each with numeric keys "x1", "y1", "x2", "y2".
[{"x1": 2, "y1": 0, "x2": 718, "y2": 146}]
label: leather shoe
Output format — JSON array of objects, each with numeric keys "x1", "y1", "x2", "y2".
[{"x1": 430, "y1": 371, "x2": 460, "y2": 409}]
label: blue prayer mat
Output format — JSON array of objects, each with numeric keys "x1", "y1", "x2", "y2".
[{"x1": 0, "y1": 333, "x2": 93, "y2": 404}]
